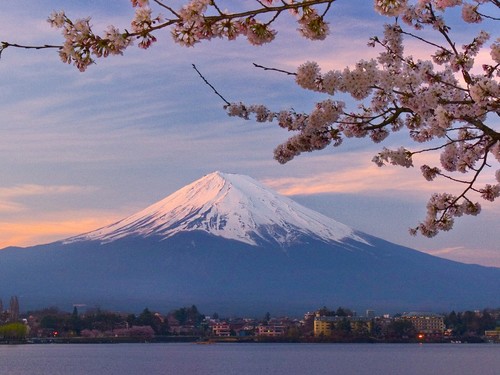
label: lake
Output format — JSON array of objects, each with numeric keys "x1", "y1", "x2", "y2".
[{"x1": 0, "y1": 343, "x2": 499, "y2": 374}]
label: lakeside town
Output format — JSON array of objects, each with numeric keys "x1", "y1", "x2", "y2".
[{"x1": 1, "y1": 296, "x2": 499, "y2": 344}]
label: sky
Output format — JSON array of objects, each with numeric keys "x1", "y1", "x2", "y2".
[{"x1": 0, "y1": 0, "x2": 498, "y2": 267}]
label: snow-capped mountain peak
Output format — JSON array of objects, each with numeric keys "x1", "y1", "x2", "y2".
[{"x1": 66, "y1": 171, "x2": 367, "y2": 246}]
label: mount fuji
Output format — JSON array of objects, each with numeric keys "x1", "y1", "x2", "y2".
[
  {"x1": 65, "y1": 171, "x2": 366, "y2": 247},
  {"x1": 1, "y1": 171, "x2": 498, "y2": 315}
]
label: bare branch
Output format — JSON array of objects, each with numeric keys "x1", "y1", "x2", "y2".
[
  {"x1": 192, "y1": 64, "x2": 230, "y2": 106},
  {"x1": 253, "y1": 62, "x2": 296, "y2": 76}
]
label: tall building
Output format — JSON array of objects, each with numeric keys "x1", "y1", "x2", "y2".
[{"x1": 402, "y1": 312, "x2": 445, "y2": 334}]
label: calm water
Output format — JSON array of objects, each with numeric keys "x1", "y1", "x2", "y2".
[{"x1": 0, "y1": 343, "x2": 499, "y2": 375}]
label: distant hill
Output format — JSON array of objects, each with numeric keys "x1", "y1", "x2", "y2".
[{"x1": 1, "y1": 172, "x2": 498, "y2": 315}]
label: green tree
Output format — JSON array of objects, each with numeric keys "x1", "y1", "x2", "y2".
[
  {"x1": 138, "y1": 308, "x2": 155, "y2": 326},
  {"x1": 81, "y1": 309, "x2": 124, "y2": 332},
  {"x1": 263, "y1": 312, "x2": 271, "y2": 324},
  {"x1": 40, "y1": 315, "x2": 64, "y2": 331},
  {"x1": 336, "y1": 318, "x2": 352, "y2": 334},
  {"x1": 386, "y1": 320, "x2": 416, "y2": 341},
  {"x1": 336, "y1": 307, "x2": 350, "y2": 317},
  {"x1": 69, "y1": 306, "x2": 83, "y2": 335},
  {"x1": 0, "y1": 322, "x2": 27, "y2": 340},
  {"x1": 137, "y1": 308, "x2": 168, "y2": 335}
]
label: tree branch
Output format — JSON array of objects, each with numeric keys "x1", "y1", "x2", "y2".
[
  {"x1": 253, "y1": 62, "x2": 296, "y2": 76},
  {"x1": 192, "y1": 64, "x2": 230, "y2": 106}
]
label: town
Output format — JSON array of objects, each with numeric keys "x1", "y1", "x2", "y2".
[{"x1": 1, "y1": 296, "x2": 499, "y2": 344}]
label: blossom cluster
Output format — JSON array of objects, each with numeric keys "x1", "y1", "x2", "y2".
[
  {"x1": 171, "y1": 0, "x2": 331, "y2": 47},
  {"x1": 48, "y1": 11, "x2": 131, "y2": 71},
  {"x1": 45, "y1": 1, "x2": 334, "y2": 71},
  {"x1": 225, "y1": 0, "x2": 499, "y2": 237}
]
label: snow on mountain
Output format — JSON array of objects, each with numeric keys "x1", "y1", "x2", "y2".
[{"x1": 66, "y1": 171, "x2": 368, "y2": 246}]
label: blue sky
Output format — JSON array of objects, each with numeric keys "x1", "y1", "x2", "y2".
[{"x1": 0, "y1": 1, "x2": 498, "y2": 267}]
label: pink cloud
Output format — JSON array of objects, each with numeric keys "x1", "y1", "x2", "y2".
[
  {"x1": 423, "y1": 246, "x2": 500, "y2": 268},
  {"x1": 0, "y1": 212, "x2": 122, "y2": 248},
  {"x1": 261, "y1": 150, "x2": 499, "y2": 205}
]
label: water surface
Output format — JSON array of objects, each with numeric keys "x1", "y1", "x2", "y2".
[{"x1": 1, "y1": 342, "x2": 498, "y2": 374}]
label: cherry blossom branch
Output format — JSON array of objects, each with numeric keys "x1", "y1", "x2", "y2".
[
  {"x1": 413, "y1": 151, "x2": 493, "y2": 236},
  {"x1": 461, "y1": 116, "x2": 500, "y2": 141},
  {"x1": 196, "y1": 1, "x2": 335, "y2": 22}
]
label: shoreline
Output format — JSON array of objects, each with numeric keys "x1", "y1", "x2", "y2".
[{"x1": 0, "y1": 336, "x2": 491, "y2": 345}]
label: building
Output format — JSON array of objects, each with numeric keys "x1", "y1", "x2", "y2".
[
  {"x1": 314, "y1": 316, "x2": 334, "y2": 336},
  {"x1": 484, "y1": 329, "x2": 500, "y2": 343},
  {"x1": 402, "y1": 312, "x2": 445, "y2": 334},
  {"x1": 255, "y1": 324, "x2": 285, "y2": 337},
  {"x1": 313, "y1": 315, "x2": 372, "y2": 337},
  {"x1": 211, "y1": 322, "x2": 231, "y2": 337}
]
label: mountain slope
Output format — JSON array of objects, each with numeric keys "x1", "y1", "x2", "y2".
[
  {"x1": 65, "y1": 171, "x2": 366, "y2": 247},
  {"x1": 0, "y1": 171, "x2": 498, "y2": 315}
]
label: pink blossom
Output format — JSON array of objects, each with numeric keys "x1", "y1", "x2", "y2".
[
  {"x1": 296, "y1": 61, "x2": 321, "y2": 91},
  {"x1": 245, "y1": 22, "x2": 277, "y2": 45},
  {"x1": 47, "y1": 10, "x2": 66, "y2": 28},
  {"x1": 434, "y1": 0, "x2": 463, "y2": 11},
  {"x1": 131, "y1": 0, "x2": 149, "y2": 7},
  {"x1": 491, "y1": 142, "x2": 500, "y2": 163},
  {"x1": 469, "y1": 77, "x2": 500, "y2": 103},
  {"x1": 297, "y1": 8, "x2": 329, "y2": 40},
  {"x1": 479, "y1": 184, "x2": 500, "y2": 201},
  {"x1": 226, "y1": 103, "x2": 249, "y2": 119},
  {"x1": 373, "y1": 147, "x2": 413, "y2": 167},
  {"x1": 374, "y1": 0, "x2": 409, "y2": 16},
  {"x1": 490, "y1": 38, "x2": 500, "y2": 64},
  {"x1": 461, "y1": 200, "x2": 481, "y2": 215},
  {"x1": 421, "y1": 165, "x2": 441, "y2": 181},
  {"x1": 440, "y1": 143, "x2": 458, "y2": 171},
  {"x1": 461, "y1": 3, "x2": 482, "y2": 23}
]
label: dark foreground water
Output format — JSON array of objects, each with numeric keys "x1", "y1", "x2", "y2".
[{"x1": 0, "y1": 343, "x2": 499, "y2": 375}]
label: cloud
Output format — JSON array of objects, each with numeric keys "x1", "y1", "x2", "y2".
[
  {"x1": 0, "y1": 184, "x2": 97, "y2": 214},
  {"x1": 261, "y1": 152, "x2": 449, "y2": 197},
  {"x1": 0, "y1": 214, "x2": 119, "y2": 249},
  {"x1": 0, "y1": 184, "x2": 95, "y2": 198},
  {"x1": 0, "y1": 201, "x2": 24, "y2": 214},
  {"x1": 260, "y1": 148, "x2": 500, "y2": 208},
  {"x1": 423, "y1": 246, "x2": 500, "y2": 268}
]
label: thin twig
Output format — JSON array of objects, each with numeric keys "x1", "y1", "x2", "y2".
[
  {"x1": 0, "y1": 42, "x2": 62, "y2": 60},
  {"x1": 398, "y1": 30, "x2": 450, "y2": 53},
  {"x1": 152, "y1": 0, "x2": 180, "y2": 17},
  {"x1": 1, "y1": 42, "x2": 62, "y2": 51},
  {"x1": 192, "y1": 64, "x2": 230, "y2": 105},
  {"x1": 253, "y1": 62, "x2": 296, "y2": 76},
  {"x1": 476, "y1": 11, "x2": 500, "y2": 21}
]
